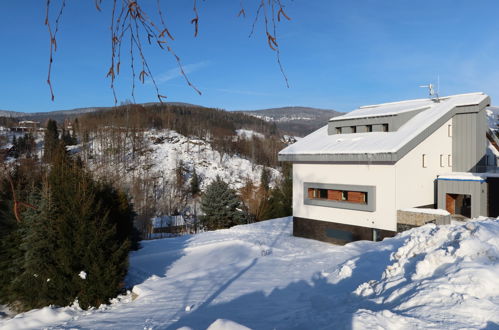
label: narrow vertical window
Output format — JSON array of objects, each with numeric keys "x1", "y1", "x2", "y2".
[
  {"x1": 422, "y1": 154, "x2": 427, "y2": 168},
  {"x1": 448, "y1": 124, "x2": 452, "y2": 137},
  {"x1": 341, "y1": 191, "x2": 348, "y2": 201},
  {"x1": 440, "y1": 154, "x2": 444, "y2": 167},
  {"x1": 448, "y1": 154, "x2": 452, "y2": 167}
]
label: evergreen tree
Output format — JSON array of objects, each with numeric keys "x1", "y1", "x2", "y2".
[
  {"x1": 10, "y1": 135, "x2": 19, "y2": 158},
  {"x1": 260, "y1": 167, "x2": 271, "y2": 192},
  {"x1": 0, "y1": 175, "x2": 24, "y2": 307},
  {"x1": 43, "y1": 119, "x2": 59, "y2": 162},
  {"x1": 200, "y1": 176, "x2": 246, "y2": 230},
  {"x1": 0, "y1": 146, "x2": 136, "y2": 311},
  {"x1": 262, "y1": 163, "x2": 292, "y2": 219},
  {"x1": 190, "y1": 168, "x2": 200, "y2": 197}
]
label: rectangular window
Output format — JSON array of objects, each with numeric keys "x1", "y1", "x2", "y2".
[
  {"x1": 336, "y1": 127, "x2": 342, "y2": 134},
  {"x1": 308, "y1": 188, "x2": 367, "y2": 204},
  {"x1": 366, "y1": 125, "x2": 373, "y2": 132},
  {"x1": 422, "y1": 154, "x2": 427, "y2": 168},
  {"x1": 351, "y1": 126, "x2": 357, "y2": 133},
  {"x1": 448, "y1": 124, "x2": 452, "y2": 137},
  {"x1": 347, "y1": 191, "x2": 367, "y2": 204},
  {"x1": 440, "y1": 154, "x2": 444, "y2": 167},
  {"x1": 327, "y1": 190, "x2": 342, "y2": 201},
  {"x1": 382, "y1": 124, "x2": 389, "y2": 132},
  {"x1": 448, "y1": 154, "x2": 452, "y2": 167},
  {"x1": 304, "y1": 183, "x2": 376, "y2": 212}
]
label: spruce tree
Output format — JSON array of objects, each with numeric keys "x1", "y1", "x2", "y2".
[
  {"x1": 43, "y1": 119, "x2": 59, "y2": 162},
  {"x1": 190, "y1": 168, "x2": 200, "y2": 197},
  {"x1": 0, "y1": 176, "x2": 24, "y2": 307},
  {"x1": 261, "y1": 163, "x2": 292, "y2": 220},
  {"x1": 1, "y1": 145, "x2": 135, "y2": 311},
  {"x1": 200, "y1": 176, "x2": 246, "y2": 230},
  {"x1": 260, "y1": 167, "x2": 271, "y2": 192}
]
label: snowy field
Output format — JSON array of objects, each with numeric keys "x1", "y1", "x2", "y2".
[{"x1": 2, "y1": 217, "x2": 499, "y2": 329}]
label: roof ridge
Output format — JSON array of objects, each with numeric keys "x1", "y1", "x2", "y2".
[{"x1": 359, "y1": 92, "x2": 484, "y2": 109}]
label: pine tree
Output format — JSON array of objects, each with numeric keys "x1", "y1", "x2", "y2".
[{"x1": 200, "y1": 176, "x2": 246, "y2": 230}]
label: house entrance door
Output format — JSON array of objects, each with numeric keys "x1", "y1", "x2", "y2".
[{"x1": 445, "y1": 194, "x2": 471, "y2": 218}]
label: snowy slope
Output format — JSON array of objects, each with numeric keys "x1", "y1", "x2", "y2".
[
  {"x1": 2, "y1": 217, "x2": 499, "y2": 329},
  {"x1": 86, "y1": 129, "x2": 279, "y2": 192}
]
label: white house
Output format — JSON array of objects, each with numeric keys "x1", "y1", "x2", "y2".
[{"x1": 279, "y1": 92, "x2": 499, "y2": 244}]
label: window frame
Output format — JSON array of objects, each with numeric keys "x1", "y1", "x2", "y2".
[{"x1": 304, "y1": 182, "x2": 376, "y2": 212}]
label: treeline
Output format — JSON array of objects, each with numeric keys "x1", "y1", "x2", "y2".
[
  {"x1": 76, "y1": 103, "x2": 284, "y2": 167},
  {"x1": 0, "y1": 117, "x2": 18, "y2": 128}
]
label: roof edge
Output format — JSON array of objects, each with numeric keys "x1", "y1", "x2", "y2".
[{"x1": 279, "y1": 95, "x2": 490, "y2": 163}]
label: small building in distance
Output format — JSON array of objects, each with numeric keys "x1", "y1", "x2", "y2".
[
  {"x1": 279, "y1": 92, "x2": 499, "y2": 244},
  {"x1": 11, "y1": 120, "x2": 43, "y2": 133}
]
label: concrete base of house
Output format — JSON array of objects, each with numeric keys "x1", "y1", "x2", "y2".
[
  {"x1": 396, "y1": 210, "x2": 451, "y2": 231},
  {"x1": 293, "y1": 216, "x2": 396, "y2": 245}
]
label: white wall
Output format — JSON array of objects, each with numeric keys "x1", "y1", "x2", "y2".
[
  {"x1": 395, "y1": 118, "x2": 453, "y2": 210},
  {"x1": 292, "y1": 119, "x2": 454, "y2": 232},
  {"x1": 293, "y1": 163, "x2": 396, "y2": 231}
]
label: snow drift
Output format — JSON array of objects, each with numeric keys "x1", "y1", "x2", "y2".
[{"x1": 2, "y1": 217, "x2": 499, "y2": 329}]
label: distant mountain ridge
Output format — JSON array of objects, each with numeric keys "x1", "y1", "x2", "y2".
[
  {"x1": 0, "y1": 102, "x2": 204, "y2": 120},
  {"x1": 237, "y1": 106, "x2": 343, "y2": 136},
  {"x1": 0, "y1": 104, "x2": 342, "y2": 137}
]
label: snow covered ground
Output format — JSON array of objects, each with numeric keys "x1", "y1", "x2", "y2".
[
  {"x1": 2, "y1": 217, "x2": 499, "y2": 329},
  {"x1": 87, "y1": 129, "x2": 279, "y2": 192}
]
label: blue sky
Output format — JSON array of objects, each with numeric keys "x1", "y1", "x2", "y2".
[{"x1": 2, "y1": 1, "x2": 499, "y2": 113}]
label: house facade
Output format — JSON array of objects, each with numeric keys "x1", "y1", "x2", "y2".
[{"x1": 279, "y1": 93, "x2": 499, "y2": 244}]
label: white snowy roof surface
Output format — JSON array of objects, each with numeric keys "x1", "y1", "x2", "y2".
[
  {"x1": 438, "y1": 172, "x2": 499, "y2": 181},
  {"x1": 280, "y1": 93, "x2": 488, "y2": 156}
]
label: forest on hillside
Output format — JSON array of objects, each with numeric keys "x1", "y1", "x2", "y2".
[{"x1": 0, "y1": 104, "x2": 292, "y2": 241}]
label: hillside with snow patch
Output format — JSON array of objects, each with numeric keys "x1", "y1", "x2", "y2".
[
  {"x1": 2, "y1": 217, "x2": 499, "y2": 329},
  {"x1": 84, "y1": 129, "x2": 279, "y2": 192}
]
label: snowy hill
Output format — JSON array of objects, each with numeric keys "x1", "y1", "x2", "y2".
[{"x1": 3, "y1": 217, "x2": 499, "y2": 329}]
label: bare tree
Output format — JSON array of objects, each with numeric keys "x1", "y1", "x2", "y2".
[{"x1": 45, "y1": 0, "x2": 292, "y2": 103}]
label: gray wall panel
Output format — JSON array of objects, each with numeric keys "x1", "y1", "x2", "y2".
[
  {"x1": 452, "y1": 109, "x2": 487, "y2": 172},
  {"x1": 437, "y1": 179, "x2": 487, "y2": 218}
]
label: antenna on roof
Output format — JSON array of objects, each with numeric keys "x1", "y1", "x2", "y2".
[{"x1": 420, "y1": 82, "x2": 440, "y2": 102}]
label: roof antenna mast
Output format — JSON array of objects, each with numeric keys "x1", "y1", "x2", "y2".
[{"x1": 420, "y1": 78, "x2": 440, "y2": 102}]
